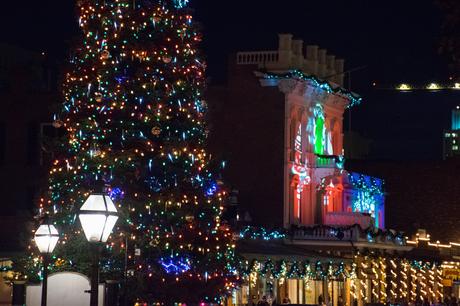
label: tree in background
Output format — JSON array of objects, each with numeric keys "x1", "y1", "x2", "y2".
[{"x1": 18, "y1": 0, "x2": 238, "y2": 303}]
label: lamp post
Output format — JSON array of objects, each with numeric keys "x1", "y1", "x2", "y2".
[
  {"x1": 34, "y1": 219, "x2": 59, "y2": 306},
  {"x1": 78, "y1": 193, "x2": 118, "y2": 306}
]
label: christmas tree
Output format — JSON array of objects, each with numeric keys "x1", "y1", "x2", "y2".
[{"x1": 19, "y1": 0, "x2": 238, "y2": 303}]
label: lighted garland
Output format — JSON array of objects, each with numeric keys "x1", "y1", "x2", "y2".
[
  {"x1": 239, "y1": 224, "x2": 407, "y2": 246},
  {"x1": 242, "y1": 259, "x2": 349, "y2": 279},
  {"x1": 173, "y1": 0, "x2": 189, "y2": 8},
  {"x1": 239, "y1": 226, "x2": 286, "y2": 240},
  {"x1": 263, "y1": 70, "x2": 362, "y2": 108},
  {"x1": 0, "y1": 265, "x2": 12, "y2": 272}
]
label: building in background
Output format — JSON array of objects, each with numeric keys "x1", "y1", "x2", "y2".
[
  {"x1": 0, "y1": 43, "x2": 60, "y2": 215},
  {"x1": 206, "y1": 35, "x2": 460, "y2": 306},
  {"x1": 0, "y1": 42, "x2": 60, "y2": 304},
  {"x1": 443, "y1": 106, "x2": 460, "y2": 158},
  {"x1": 208, "y1": 35, "x2": 440, "y2": 306},
  {"x1": 208, "y1": 34, "x2": 384, "y2": 230}
]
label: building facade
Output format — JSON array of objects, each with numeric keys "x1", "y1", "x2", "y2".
[
  {"x1": 0, "y1": 43, "x2": 59, "y2": 305},
  {"x1": 443, "y1": 106, "x2": 460, "y2": 158},
  {"x1": 207, "y1": 35, "x2": 458, "y2": 306}
]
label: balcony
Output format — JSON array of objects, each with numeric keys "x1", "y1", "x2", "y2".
[
  {"x1": 236, "y1": 51, "x2": 279, "y2": 66},
  {"x1": 314, "y1": 154, "x2": 344, "y2": 169},
  {"x1": 292, "y1": 225, "x2": 357, "y2": 241},
  {"x1": 289, "y1": 224, "x2": 407, "y2": 250},
  {"x1": 325, "y1": 212, "x2": 372, "y2": 229}
]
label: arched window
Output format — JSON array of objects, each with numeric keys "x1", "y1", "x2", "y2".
[
  {"x1": 314, "y1": 115, "x2": 324, "y2": 154},
  {"x1": 312, "y1": 105, "x2": 325, "y2": 155}
]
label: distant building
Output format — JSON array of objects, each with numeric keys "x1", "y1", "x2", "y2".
[
  {"x1": 0, "y1": 42, "x2": 61, "y2": 306},
  {"x1": 443, "y1": 106, "x2": 460, "y2": 158},
  {"x1": 0, "y1": 43, "x2": 60, "y2": 215},
  {"x1": 210, "y1": 34, "x2": 457, "y2": 306},
  {"x1": 208, "y1": 34, "x2": 385, "y2": 230}
]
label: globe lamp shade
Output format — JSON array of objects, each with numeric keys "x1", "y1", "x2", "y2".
[
  {"x1": 34, "y1": 224, "x2": 59, "y2": 254},
  {"x1": 78, "y1": 193, "x2": 118, "y2": 243}
]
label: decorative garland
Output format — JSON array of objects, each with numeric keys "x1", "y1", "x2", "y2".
[
  {"x1": 364, "y1": 227, "x2": 406, "y2": 245},
  {"x1": 238, "y1": 225, "x2": 406, "y2": 246},
  {"x1": 0, "y1": 265, "x2": 12, "y2": 272},
  {"x1": 173, "y1": 0, "x2": 189, "y2": 9},
  {"x1": 239, "y1": 226, "x2": 286, "y2": 240},
  {"x1": 263, "y1": 70, "x2": 362, "y2": 108},
  {"x1": 242, "y1": 259, "x2": 349, "y2": 280}
]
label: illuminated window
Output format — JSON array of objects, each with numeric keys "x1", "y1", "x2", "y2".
[
  {"x1": 323, "y1": 195, "x2": 329, "y2": 206},
  {"x1": 315, "y1": 115, "x2": 325, "y2": 154},
  {"x1": 453, "y1": 145, "x2": 459, "y2": 151},
  {"x1": 453, "y1": 133, "x2": 458, "y2": 137},
  {"x1": 446, "y1": 133, "x2": 451, "y2": 138},
  {"x1": 454, "y1": 140, "x2": 457, "y2": 144}
]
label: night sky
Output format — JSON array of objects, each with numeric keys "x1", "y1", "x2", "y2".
[
  {"x1": 0, "y1": 0, "x2": 456, "y2": 237},
  {"x1": 0, "y1": 0, "x2": 448, "y2": 89},
  {"x1": 0, "y1": 0, "x2": 453, "y2": 161}
]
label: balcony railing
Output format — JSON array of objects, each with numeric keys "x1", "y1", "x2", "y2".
[
  {"x1": 314, "y1": 154, "x2": 344, "y2": 169},
  {"x1": 236, "y1": 51, "x2": 279, "y2": 65},
  {"x1": 292, "y1": 226, "x2": 357, "y2": 241}
]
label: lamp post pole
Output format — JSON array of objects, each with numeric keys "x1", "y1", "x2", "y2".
[
  {"x1": 90, "y1": 244, "x2": 101, "y2": 306},
  {"x1": 41, "y1": 254, "x2": 49, "y2": 306},
  {"x1": 78, "y1": 193, "x2": 118, "y2": 306}
]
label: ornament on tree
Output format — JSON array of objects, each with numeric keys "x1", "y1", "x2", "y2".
[
  {"x1": 179, "y1": 29, "x2": 186, "y2": 40},
  {"x1": 162, "y1": 55, "x2": 172, "y2": 64},
  {"x1": 149, "y1": 238, "x2": 160, "y2": 247},
  {"x1": 52, "y1": 119, "x2": 64, "y2": 128},
  {"x1": 90, "y1": 143, "x2": 102, "y2": 157},
  {"x1": 151, "y1": 126, "x2": 161, "y2": 136},
  {"x1": 100, "y1": 50, "x2": 110, "y2": 60},
  {"x1": 94, "y1": 92, "x2": 103, "y2": 102},
  {"x1": 152, "y1": 15, "x2": 161, "y2": 23}
]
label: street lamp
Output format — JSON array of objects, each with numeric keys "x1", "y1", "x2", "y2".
[
  {"x1": 34, "y1": 219, "x2": 59, "y2": 306},
  {"x1": 78, "y1": 193, "x2": 118, "y2": 306}
]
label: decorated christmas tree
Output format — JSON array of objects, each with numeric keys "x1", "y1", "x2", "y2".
[{"x1": 18, "y1": 0, "x2": 238, "y2": 303}]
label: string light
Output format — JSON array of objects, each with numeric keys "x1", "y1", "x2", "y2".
[{"x1": 263, "y1": 70, "x2": 362, "y2": 108}]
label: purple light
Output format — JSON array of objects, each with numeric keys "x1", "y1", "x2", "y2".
[{"x1": 159, "y1": 257, "x2": 191, "y2": 274}]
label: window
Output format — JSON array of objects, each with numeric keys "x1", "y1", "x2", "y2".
[
  {"x1": 323, "y1": 195, "x2": 329, "y2": 206},
  {"x1": 453, "y1": 145, "x2": 459, "y2": 151},
  {"x1": 314, "y1": 115, "x2": 325, "y2": 154},
  {"x1": 445, "y1": 133, "x2": 451, "y2": 138},
  {"x1": 324, "y1": 194, "x2": 334, "y2": 212}
]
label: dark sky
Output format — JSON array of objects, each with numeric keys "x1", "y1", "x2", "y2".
[
  {"x1": 0, "y1": 0, "x2": 452, "y2": 161},
  {"x1": 0, "y1": 0, "x2": 448, "y2": 90}
]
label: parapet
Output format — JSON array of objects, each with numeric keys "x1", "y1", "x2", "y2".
[{"x1": 235, "y1": 33, "x2": 345, "y2": 87}]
